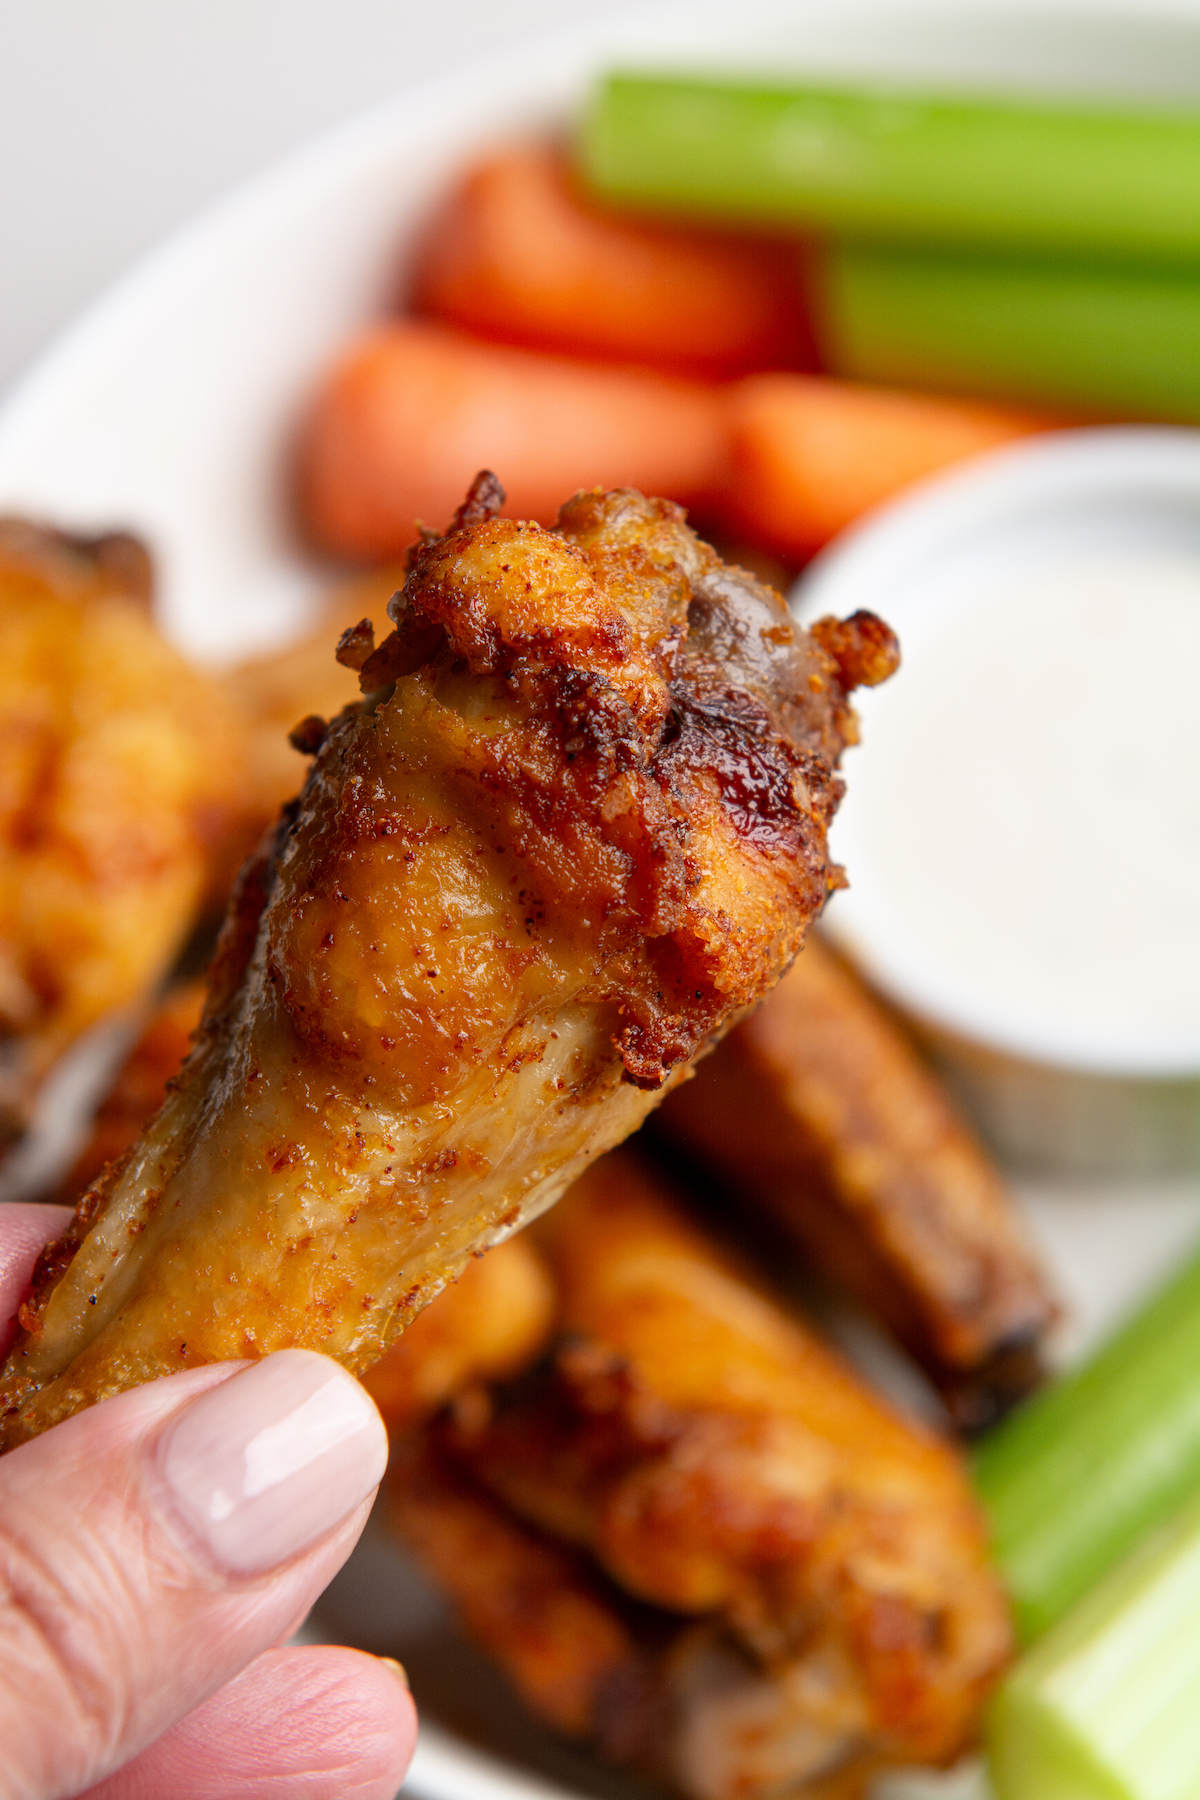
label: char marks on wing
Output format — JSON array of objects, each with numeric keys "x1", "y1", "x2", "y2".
[{"x1": 296, "y1": 482, "x2": 883, "y2": 1093}]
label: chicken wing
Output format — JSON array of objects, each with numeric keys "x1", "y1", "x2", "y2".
[
  {"x1": 0, "y1": 519, "x2": 245, "y2": 1147},
  {"x1": 395, "y1": 1148, "x2": 1011, "y2": 1797},
  {"x1": 389, "y1": 1429, "x2": 672, "y2": 1758},
  {"x1": 392, "y1": 1431, "x2": 951, "y2": 1800},
  {"x1": 0, "y1": 477, "x2": 891, "y2": 1447},
  {"x1": 656, "y1": 935, "x2": 1056, "y2": 1429}
]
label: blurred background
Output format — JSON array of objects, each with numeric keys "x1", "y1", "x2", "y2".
[{"x1": 0, "y1": 0, "x2": 628, "y2": 398}]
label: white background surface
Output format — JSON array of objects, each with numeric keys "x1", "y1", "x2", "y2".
[{"x1": 0, "y1": 0, "x2": 628, "y2": 401}]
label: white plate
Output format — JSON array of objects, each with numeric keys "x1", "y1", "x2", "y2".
[{"x1": 3, "y1": 3, "x2": 1200, "y2": 1797}]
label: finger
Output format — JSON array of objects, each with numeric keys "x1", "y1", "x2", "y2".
[
  {"x1": 0, "y1": 1349, "x2": 389, "y2": 1800},
  {"x1": 77, "y1": 1646, "x2": 415, "y2": 1800},
  {"x1": 0, "y1": 1205, "x2": 72, "y2": 1359}
]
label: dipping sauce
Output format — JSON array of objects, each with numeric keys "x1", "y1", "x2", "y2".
[{"x1": 824, "y1": 544, "x2": 1200, "y2": 1073}]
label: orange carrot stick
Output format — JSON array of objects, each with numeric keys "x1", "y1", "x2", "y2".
[
  {"x1": 298, "y1": 319, "x2": 727, "y2": 560},
  {"x1": 410, "y1": 142, "x2": 812, "y2": 378},
  {"x1": 722, "y1": 373, "x2": 1054, "y2": 560}
]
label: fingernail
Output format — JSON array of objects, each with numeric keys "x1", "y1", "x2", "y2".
[
  {"x1": 379, "y1": 1656, "x2": 410, "y2": 1691},
  {"x1": 157, "y1": 1349, "x2": 387, "y2": 1577}
]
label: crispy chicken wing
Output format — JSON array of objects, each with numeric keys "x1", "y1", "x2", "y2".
[
  {"x1": 392, "y1": 1431, "x2": 943, "y2": 1800},
  {"x1": 656, "y1": 935, "x2": 1056, "y2": 1429},
  {"x1": 0, "y1": 478, "x2": 891, "y2": 1447},
  {"x1": 394, "y1": 1149, "x2": 1011, "y2": 1797},
  {"x1": 390, "y1": 1430, "x2": 670, "y2": 1755},
  {"x1": 0, "y1": 520, "x2": 244, "y2": 1146}
]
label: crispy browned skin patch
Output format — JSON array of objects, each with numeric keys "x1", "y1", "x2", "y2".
[
  {"x1": 0, "y1": 479, "x2": 889, "y2": 1447},
  {"x1": 55, "y1": 973, "x2": 552, "y2": 1423},
  {"x1": 398, "y1": 1149, "x2": 1011, "y2": 1798},
  {"x1": 657, "y1": 936, "x2": 1057, "y2": 1430},
  {"x1": 0, "y1": 520, "x2": 245, "y2": 1147}
]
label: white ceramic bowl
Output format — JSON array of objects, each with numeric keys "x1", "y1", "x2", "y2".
[
  {"x1": 793, "y1": 427, "x2": 1200, "y2": 1174},
  {"x1": 4, "y1": 1, "x2": 1200, "y2": 1794}
]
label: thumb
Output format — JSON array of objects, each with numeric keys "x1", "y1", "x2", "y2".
[{"x1": 0, "y1": 1350, "x2": 388, "y2": 1800}]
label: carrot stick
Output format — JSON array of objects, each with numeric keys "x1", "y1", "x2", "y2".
[
  {"x1": 410, "y1": 142, "x2": 812, "y2": 378},
  {"x1": 721, "y1": 372, "x2": 1053, "y2": 559},
  {"x1": 297, "y1": 319, "x2": 728, "y2": 560}
]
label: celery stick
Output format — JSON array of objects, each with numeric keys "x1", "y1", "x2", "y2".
[
  {"x1": 989, "y1": 1495, "x2": 1200, "y2": 1800},
  {"x1": 582, "y1": 75, "x2": 1200, "y2": 264},
  {"x1": 974, "y1": 1244, "x2": 1200, "y2": 1645},
  {"x1": 816, "y1": 243, "x2": 1200, "y2": 420}
]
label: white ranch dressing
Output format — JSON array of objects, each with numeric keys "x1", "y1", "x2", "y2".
[{"x1": 824, "y1": 544, "x2": 1200, "y2": 1072}]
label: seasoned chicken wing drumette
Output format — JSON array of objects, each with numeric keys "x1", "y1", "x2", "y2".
[
  {"x1": 0, "y1": 477, "x2": 894, "y2": 1448},
  {"x1": 393, "y1": 1150, "x2": 1011, "y2": 1799}
]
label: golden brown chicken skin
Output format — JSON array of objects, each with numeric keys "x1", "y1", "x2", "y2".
[
  {"x1": 657, "y1": 935, "x2": 1056, "y2": 1429},
  {"x1": 0, "y1": 477, "x2": 892, "y2": 1447},
  {"x1": 399, "y1": 1150, "x2": 1011, "y2": 1797},
  {"x1": 0, "y1": 520, "x2": 244, "y2": 1146},
  {"x1": 51, "y1": 968, "x2": 552, "y2": 1425}
]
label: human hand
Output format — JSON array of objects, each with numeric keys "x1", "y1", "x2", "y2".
[{"x1": 0, "y1": 1203, "x2": 417, "y2": 1800}]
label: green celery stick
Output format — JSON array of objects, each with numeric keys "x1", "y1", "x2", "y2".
[
  {"x1": 816, "y1": 243, "x2": 1200, "y2": 420},
  {"x1": 582, "y1": 74, "x2": 1200, "y2": 265},
  {"x1": 975, "y1": 1243, "x2": 1200, "y2": 1646},
  {"x1": 988, "y1": 1494, "x2": 1200, "y2": 1800}
]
